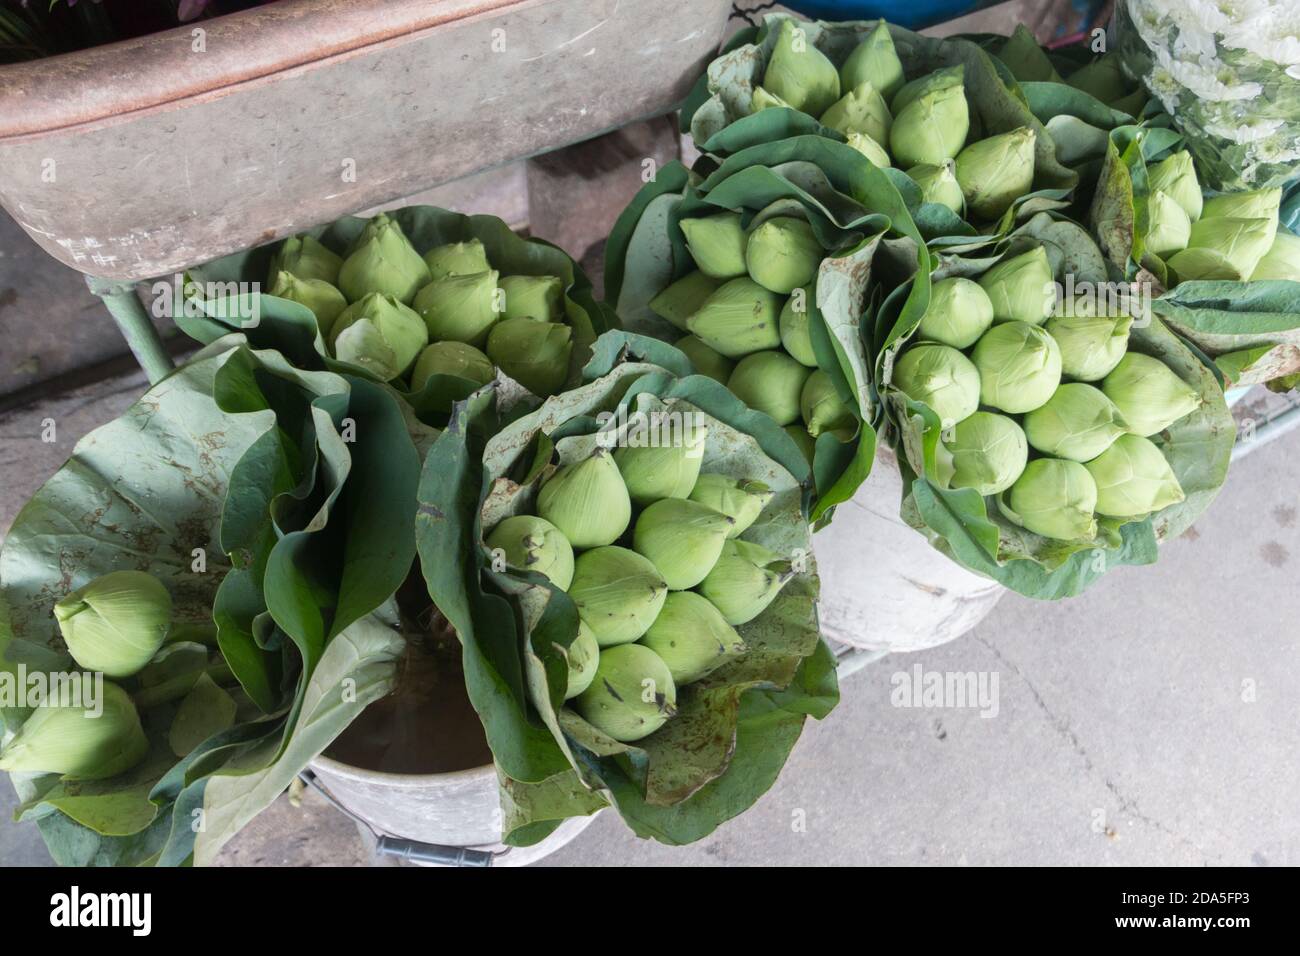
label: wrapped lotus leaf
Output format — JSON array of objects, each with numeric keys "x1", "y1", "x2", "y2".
[
  {"x1": 680, "y1": 212, "x2": 748, "y2": 280},
  {"x1": 1084, "y1": 434, "x2": 1185, "y2": 518},
  {"x1": 751, "y1": 85, "x2": 794, "y2": 113},
  {"x1": 892, "y1": 343, "x2": 981, "y2": 427},
  {"x1": 1023, "y1": 383, "x2": 1128, "y2": 462},
  {"x1": 955, "y1": 127, "x2": 1036, "y2": 221},
  {"x1": 763, "y1": 18, "x2": 840, "y2": 117},
  {"x1": 979, "y1": 247, "x2": 1055, "y2": 326},
  {"x1": 1005, "y1": 458, "x2": 1098, "y2": 541},
  {"x1": 685, "y1": 277, "x2": 783, "y2": 359},
  {"x1": 269, "y1": 234, "x2": 342, "y2": 285},
  {"x1": 1201, "y1": 187, "x2": 1282, "y2": 232},
  {"x1": 1147, "y1": 151, "x2": 1202, "y2": 222},
  {"x1": 728, "y1": 350, "x2": 811, "y2": 426},
  {"x1": 1101, "y1": 353, "x2": 1200, "y2": 437},
  {"x1": 424, "y1": 238, "x2": 490, "y2": 280},
  {"x1": 800, "y1": 369, "x2": 855, "y2": 438},
  {"x1": 485, "y1": 317, "x2": 572, "y2": 396},
  {"x1": 942, "y1": 411, "x2": 1028, "y2": 496},
  {"x1": 971, "y1": 321, "x2": 1061, "y2": 415},
  {"x1": 891, "y1": 65, "x2": 963, "y2": 115},
  {"x1": 916, "y1": 276, "x2": 993, "y2": 349},
  {"x1": 1146, "y1": 190, "x2": 1192, "y2": 258},
  {"x1": 268, "y1": 270, "x2": 347, "y2": 333},
  {"x1": 746, "y1": 216, "x2": 823, "y2": 295},
  {"x1": 1167, "y1": 217, "x2": 1275, "y2": 282},
  {"x1": 0, "y1": 681, "x2": 148, "y2": 780},
  {"x1": 1044, "y1": 302, "x2": 1133, "y2": 382},
  {"x1": 779, "y1": 285, "x2": 817, "y2": 366},
  {"x1": 499, "y1": 273, "x2": 564, "y2": 322},
  {"x1": 413, "y1": 269, "x2": 501, "y2": 346},
  {"x1": 1251, "y1": 231, "x2": 1300, "y2": 282},
  {"x1": 651, "y1": 271, "x2": 723, "y2": 331},
  {"x1": 846, "y1": 132, "x2": 892, "y2": 168},
  {"x1": 1067, "y1": 54, "x2": 1128, "y2": 104},
  {"x1": 840, "y1": 21, "x2": 904, "y2": 101},
  {"x1": 411, "y1": 340, "x2": 495, "y2": 389},
  {"x1": 328, "y1": 292, "x2": 429, "y2": 381},
  {"x1": 785, "y1": 423, "x2": 816, "y2": 464},
  {"x1": 338, "y1": 213, "x2": 431, "y2": 304},
  {"x1": 820, "y1": 81, "x2": 892, "y2": 149},
  {"x1": 675, "y1": 334, "x2": 734, "y2": 384},
  {"x1": 997, "y1": 25, "x2": 1063, "y2": 84},
  {"x1": 890, "y1": 78, "x2": 969, "y2": 167},
  {"x1": 908, "y1": 161, "x2": 963, "y2": 214}
]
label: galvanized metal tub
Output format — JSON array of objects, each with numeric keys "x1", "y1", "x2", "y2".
[
  {"x1": 815, "y1": 447, "x2": 1005, "y2": 654},
  {"x1": 307, "y1": 754, "x2": 598, "y2": 867},
  {"x1": 0, "y1": 0, "x2": 730, "y2": 281}
]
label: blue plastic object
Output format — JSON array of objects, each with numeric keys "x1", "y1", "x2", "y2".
[{"x1": 779, "y1": 0, "x2": 988, "y2": 31}]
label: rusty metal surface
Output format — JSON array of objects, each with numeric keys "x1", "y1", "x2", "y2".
[{"x1": 0, "y1": 0, "x2": 730, "y2": 280}]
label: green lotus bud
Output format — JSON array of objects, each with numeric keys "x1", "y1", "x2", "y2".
[
  {"x1": 269, "y1": 234, "x2": 343, "y2": 286},
  {"x1": 54, "y1": 570, "x2": 171, "y2": 678},
  {"x1": 568, "y1": 546, "x2": 668, "y2": 647},
  {"x1": 746, "y1": 216, "x2": 823, "y2": 295},
  {"x1": 1146, "y1": 150, "x2": 1202, "y2": 222},
  {"x1": 800, "y1": 369, "x2": 856, "y2": 438},
  {"x1": 840, "y1": 21, "x2": 904, "y2": 101},
  {"x1": 1201, "y1": 187, "x2": 1282, "y2": 232},
  {"x1": 499, "y1": 274, "x2": 564, "y2": 323},
  {"x1": 1066, "y1": 54, "x2": 1128, "y2": 104},
  {"x1": 268, "y1": 270, "x2": 348, "y2": 333},
  {"x1": 485, "y1": 317, "x2": 572, "y2": 396},
  {"x1": 908, "y1": 161, "x2": 964, "y2": 214},
  {"x1": 485, "y1": 514, "x2": 575, "y2": 590},
  {"x1": 651, "y1": 271, "x2": 723, "y2": 331},
  {"x1": 1167, "y1": 217, "x2": 1276, "y2": 282},
  {"x1": 328, "y1": 293, "x2": 429, "y2": 381},
  {"x1": 613, "y1": 419, "x2": 707, "y2": 504},
  {"x1": 1006, "y1": 458, "x2": 1098, "y2": 541},
  {"x1": 785, "y1": 423, "x2": 817, "y2": 464},
  {"x1": 698, "y1": 539, "x2": 793, "y2": 626},
  {"x1": 338, "y1": 213, "x2": 431, "y2": 304},
  {"x1": 751, "y1": 85, "x2": 795, "y2": 113},
  {"x1": 686, "y1": 277, "x2": 783, "y2": 358},
  {"x1": 537, "y1": 447, "x2": 631, "y2": 548},
  {"x1": 675, "y1": 334, "x2": 734, "y2": 384},
  {"x1": 890, "y1": 79, "x2": 970, "y2": 167},
  {"x1": 1045, "y1": 303, "x2": 1133, "y2": 382},
  {"x1": 971, "y1": 321, "x2": 1062, "y2": 414},
  {"x1": 997, "y1": 25, "x2": 1063, "y2": 83},
  {"x1": 561, "y1": 621, "x2": 600, "y2": 700},
  {"x1": 1146, "y1": 190, "x2": 1192, "y2": 258},
  {"x1": 845, "y1": 132, "x2": 892, "y2": 168},
  {"x1": 680, "y1": 212, "x2": 748, "y2": 280},
  {"x1": 979, "y1": 247, "x2": 1055, "y2": 326},
  {"x1": 641, "y1": 591, "x2": 746, "y2": 685},
  {"x1": 411, "y1": 340, "x2": 495, "y2": 389},
  {"x1": 573, "y1": 643, "x2": 676, "y2": 742},
  {"x1": 728, "y1": 350, "x2": 811, "y2": 426},
  {"x1": 820, "y1": 81, "x2": 892, "y2": 149},
  {"x1": 688, "y1": 474, "x2": 773, "y2": 539},
  {"x1": 1023, "y1": 383, "x2": 1128, "y2": 462},
  {"x1": 892, "y1": 343, "x2": 981, "y2": 427},
  {"x1": 763, "y1": 18, "x2": 841, "y2": 117},
  {"x1": 423, "y1": 239, "x2": 490, "y2": 281},
  {"x1": 0, "y1": 681, "x2": 149, "y2": 780},
  {"x1": 955, "y1": 127, "x2": 1037, "y2": 221},
  {"x1": 916, "y1": 276, "x2": 993, "y2": 348},
  {"x1": 633, "y1": 498, "x2": 734, "y2": 590},
  {"x1": 1100, "y1": 353, "x2": 1200, "y2": 437},
  {"x1": 942, "y1": 412, "x2": 1028, "y2": 496},
  {"x1": 779, "y1": 285, "x2": 818, "y2": 366},
  {"x1": 1084, "y1": 434, "x2": 1185, "y2": 518},
  {"x1": 891, "y1": 65, "x2": 963, "y2": 115},
  {"x1": 413, "y1": 269, "x2": 502, "y2": 346},
  {"x1": 1110, "y1": 88, "x2": 1148, "y2": 117},
  {"x1": 1251, "y1": 231, "x2": 1300, "y2": 281}
]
